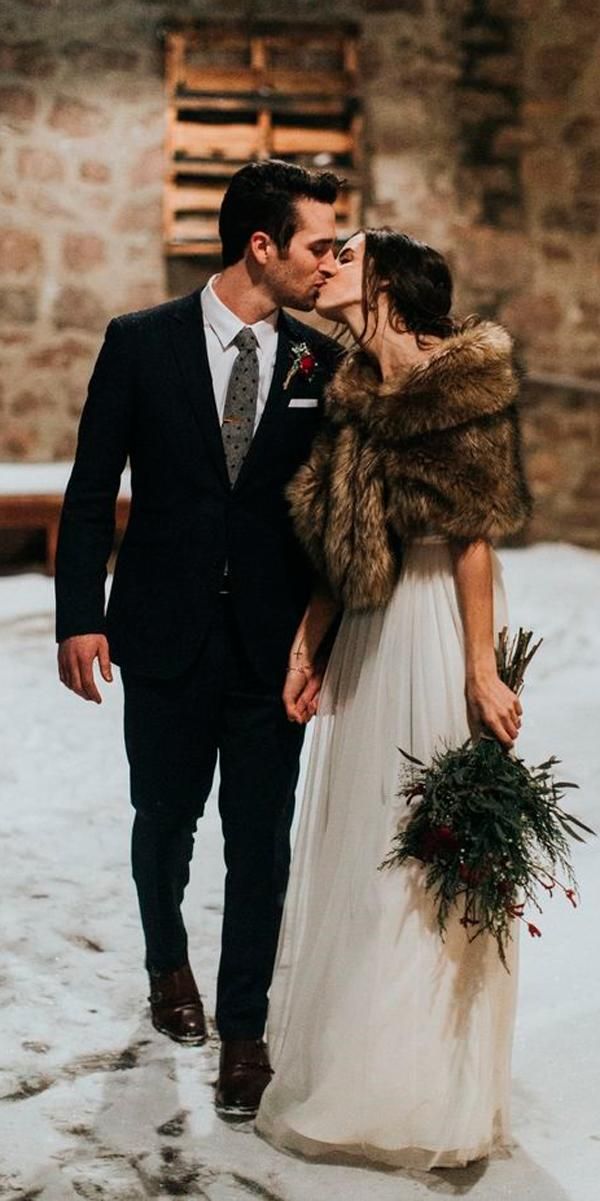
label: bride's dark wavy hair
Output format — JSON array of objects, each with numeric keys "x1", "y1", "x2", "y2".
[{"x1": 361, "y1": 228, "x2": 457, "y2": 347}]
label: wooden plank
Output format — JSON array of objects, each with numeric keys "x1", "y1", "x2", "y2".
[
  {"x1": 179, "y1": 65, "x2": 354, "y2": 97},
  {"x1": 343, "y1": 35, "x2": 359, "y2": 74},
  {"x1": 172, "y1": 94, "x2": 353, "y2": 117},
  {"x1": 271, "y1": 126, "x2": 353, "y2": 155},
  {"x1": 169, "y1": 159, "x2": 364, "y2": 186},
  {"x1": 168, "y1": 197, "x2": 358, "y2": 236},
  {"x1": 350, "y1": 111, "x2": 364, "y2": 168},
  {"x1": 333, "y1": 190, "x2": 361, "y2": 221},
  {"x1": 173, "y1": 121, "x2": 260, "y2": 161},
  {"x1": 165, "y1": 183, "x2": 224, "y2": 213},
  {"x1": 173, "y1": 25, "x2": 356, "y2": 46},
  {"x1": 166, "y1": 239, "x2": 223, "y2": 257},
  {"x1": 178, "y1": 67, "x2": 260, "y2": 94},
  {"x1": 165, "y1": 33, "x2": 186, "y2": 95},
  {"x1": 165, "y1": 225, "x2": 358, "y2": 259},
  {"x1": 262, "y1": 32, "x2": 348, "y2": 50},
  {"x1": 170, "y1": 214, "x2": 220, "y2": 240},
  {"x1": 268, "y1": 69, "x2": 353, "y2": 96},
  {"x1": 250, "y1": 35, "x2": 266, "y2": 71},
  {"x1": 256, "y1": 107, "x2": 271, "y2": 159}
]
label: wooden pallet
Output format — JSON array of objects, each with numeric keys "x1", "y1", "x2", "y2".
[
  {"x1": 163, "y1": 26, "x2": 362, "y2": 258},
  {"x1": 0, "y1": 496, "x2": 130, "y2": 575}
]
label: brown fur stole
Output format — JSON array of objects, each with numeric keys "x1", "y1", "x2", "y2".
[{"x1": 287, "y1": 319, "x2": 532, "y2": 611}]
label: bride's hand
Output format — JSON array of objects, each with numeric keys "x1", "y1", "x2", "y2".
[{"x1": 466, "y1": 670, "x2": 523, "y2": 749}]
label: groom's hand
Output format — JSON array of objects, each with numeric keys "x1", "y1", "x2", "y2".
[{"x1": 58, "y1": 634, "x2": 113, "y2": 704}]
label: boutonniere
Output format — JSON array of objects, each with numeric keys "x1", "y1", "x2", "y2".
[{"x1": 283, "y1": 342, "x2": 318, "y2": 391}]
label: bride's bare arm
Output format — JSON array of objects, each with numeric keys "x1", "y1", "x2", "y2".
[
  {"x1": 284, "y1": 582, "x2": 341, "y2": 724},
  {"x1": 450, "y1": 538, "x2": 522, "y2": 748}
]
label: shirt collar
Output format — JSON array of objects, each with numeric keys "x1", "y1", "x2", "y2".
[{"x1": 201, "y1": 275, "x2": 278, "y2": 354}]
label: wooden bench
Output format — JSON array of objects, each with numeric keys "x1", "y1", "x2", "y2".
[{"x1": 0, "y1": 463, "x2": 131, "y2": 575}]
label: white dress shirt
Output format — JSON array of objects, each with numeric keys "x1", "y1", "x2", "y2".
[{"x1": 200, "y1": 275, "x2": 279, "y2": 433}]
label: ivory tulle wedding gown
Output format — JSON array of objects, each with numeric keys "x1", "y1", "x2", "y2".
[{"x1": 256, "y1": 537, "x2": 518, "y2": 1170}]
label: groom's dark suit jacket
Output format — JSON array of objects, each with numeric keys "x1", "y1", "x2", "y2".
[{"x1": 55, "y1": 289, "x2": 340, "y2": 684}]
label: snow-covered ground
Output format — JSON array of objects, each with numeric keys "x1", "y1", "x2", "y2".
[
  {"x1": 0, "y1": 462, "x2": 131, "y2": 495},
  {"x1": 1, "y1": 544, "x2": 599, "y2": 1201}
]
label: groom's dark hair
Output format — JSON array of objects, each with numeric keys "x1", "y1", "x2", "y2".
[{"x1": 219, "y1": 160, "x2": 341, "y2": 268}]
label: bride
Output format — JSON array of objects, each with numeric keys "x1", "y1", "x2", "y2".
[{"x1": 255, "y1": 228, "x2": 532, "y2": 1169}]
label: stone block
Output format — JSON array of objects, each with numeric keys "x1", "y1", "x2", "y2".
[
  {"x1": 52, "y1": 286, "x2": 107, "y2": 333},
  {"x1": 80, "y1": 160, "x2": 112, "y2": 184},
  {"x1": 574, "y1": 300, "x2": 600, "y2": 333},
  {"x1": 571, "y1": 201, "x2": 599, "y2": 236},
  {"x1": 0, "y1": 228, "x2": 41, "y2": 274},
  {"x1": 536, "y1": 44, "x2": 589, "y2": 98},
  {"x1": 124, "y1": 282, "x2": 167, "y2": 312},
  {"x1": 0, "y1": 39, "x2": 55, "y2": 78},
  {"x1": 11, "y1": 387, "x2": 56, "y2": 416},
  {"x1": 474, "y1": 164, "x2": 517, "y2": 192},
  {"x1": 574, "y1": 466, "x2": 600, "y2": 501},
  {"x1": 30, "y1": 192, "x2": 76, "y2": 220},
  {"x1": 49, "y1": 95, "x2": 104, "y2": 137},
  {"x1": 129, "y1": 145, "x2": 164, "y2": 189},
  {"x1": 454, "y1": 226, "x2": 530, "y2": 291},
  {"x1": 521, "y1": 99, "x2": 564, "y2": 121},
  {"x1": 0, "y1": 287, "x2": 37, "y2": 323},
  {"x1": 470, "y1": 52, "x2": 519, "y2": 89},
  {"x1": 115, "y1": 198, "x2": 162, "y2": 234},
  {"x1": 540, "y1": 240, "x2": 573, "y2": 264},
  {"x1": 17, "y1": 147, "x2": 64, "y2": 183},
  {"x1": 63, "y1": 41, "x2": 140, "y2": 74},
  {"x1": 493, "y1": 125, "x2": 537, "y2": 158},
  {"x1": 521, "y1": 149, "x2": 568, "y2": 192},
  {"x1": 0, "y1": 329, "x2": 33, "y2": 345},
  {"x1": 28, "y1": 338, "x2": 92, "y2": 369},
  {"x1": 0, "y1": 84, "x2": 36, "y2": 123},
  {"x1": 576, "y1": 148, "x2": 600, "y2": 192},
  {"x1": 499, "y1": 291, "x2": 563, "y2": 339},
  {"x1": 62, "y1": 233, "x2": 106, "y2": 272},
  {"x1": 456, "y1": 90, "x2": 516, "y2": 125},
  {"x1": 563, "y1": 115, "x2": 598, "y2": 148},
  {"x1": 526, "y1": 450, "x2": 566, "y2": 494},
  {"x1": 84, "y1": 192, "x2": 113, "y2": 213},
  {"x1": 0, "y1": 421, "x2": 39, "y2": 460},
  {"x1": 541, "y1": 205, "x2": 569, "y2": 232}
]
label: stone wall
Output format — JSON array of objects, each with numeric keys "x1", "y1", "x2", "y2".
[
  {"x1": 520, "y1": 376, "x2": 600, "y2": 548},
  {"x1": 0, "y1": 0, "x2": 599, "y2": 544}
]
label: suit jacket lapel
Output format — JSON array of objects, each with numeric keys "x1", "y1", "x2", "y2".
[{"x1": 167, "y1": 290, "x2": 229, "y2": 487}]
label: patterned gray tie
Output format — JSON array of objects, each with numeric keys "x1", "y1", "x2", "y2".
[{"x1": 221, "y1": 326, "x2": 259, "y2": 486}]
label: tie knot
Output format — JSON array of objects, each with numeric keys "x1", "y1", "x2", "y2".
[{"x1": 234, "y1": 326, "x2": 257, "y2": 353}]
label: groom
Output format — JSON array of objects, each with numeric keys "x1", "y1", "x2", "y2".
[{"x1": 55, "y1": 159, "x2": 341, "y2": 1116}]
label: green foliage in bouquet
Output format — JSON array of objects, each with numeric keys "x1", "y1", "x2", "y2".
[{"x1": 380, "y1": 629, "x2": 595, "y2": 969}]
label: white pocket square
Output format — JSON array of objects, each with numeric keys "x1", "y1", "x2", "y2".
[{"x1": 288, "y1": 397, "x2": 319, "y2": 409}]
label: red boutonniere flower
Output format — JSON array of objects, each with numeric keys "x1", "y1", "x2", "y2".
[{"x1": 284, "y1": 342, "x2": 318, "y2": 390}]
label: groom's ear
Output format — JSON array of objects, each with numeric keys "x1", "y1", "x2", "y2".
[{"x1": 247, "y1": 230, "x2": 274, "y2": 266}]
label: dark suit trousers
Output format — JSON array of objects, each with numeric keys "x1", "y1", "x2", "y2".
[{"x1": 121, "y1": 597, "x2": 304, "y2": 1040}]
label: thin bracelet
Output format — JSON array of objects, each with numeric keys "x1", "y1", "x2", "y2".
[{"x1": 286, "y1": 665, "x2": 313, "y2": 676}]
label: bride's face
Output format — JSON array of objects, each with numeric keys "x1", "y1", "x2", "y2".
[{"x1": 314, "y1": 232, "x2": 365, "y2": 322}]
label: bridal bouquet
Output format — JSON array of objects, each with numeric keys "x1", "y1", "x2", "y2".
[{"x1": 380, "y1": 629, "x2": 595, "y2": 968}]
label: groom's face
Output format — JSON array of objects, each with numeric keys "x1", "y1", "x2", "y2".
[{"x1": 266, "y1": 198, "x2": 337, "y2": 312}]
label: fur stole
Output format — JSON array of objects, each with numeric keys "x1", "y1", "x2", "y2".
[{"x1": 287, "y1": 319, "x2": 532, "y2": 611}]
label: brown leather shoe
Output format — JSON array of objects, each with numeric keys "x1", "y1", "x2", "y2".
[
  {"x1": 148, "y1": 963, "x2": 207, "y2": 1045},
  {"x1": 215, "y1": 1039, "x2": 273, "y2": 1118}
]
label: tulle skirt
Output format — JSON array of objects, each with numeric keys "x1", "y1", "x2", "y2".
[{"x1": 256, "y1": 539, "x2": 518, "y2": 1170}]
